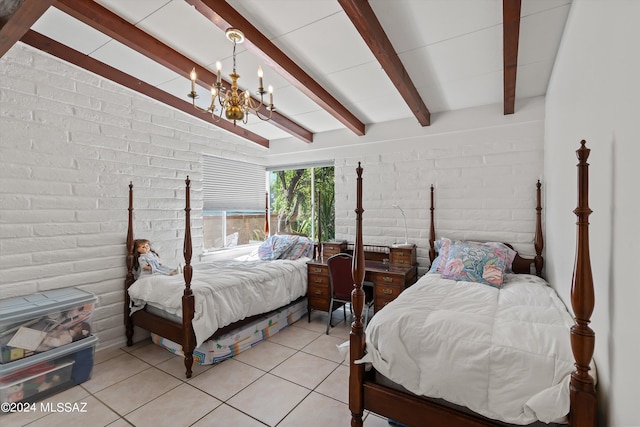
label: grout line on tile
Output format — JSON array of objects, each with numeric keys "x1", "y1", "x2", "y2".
[{"x1": 79, "y1": 315, "x2": 357, "y2": 426}]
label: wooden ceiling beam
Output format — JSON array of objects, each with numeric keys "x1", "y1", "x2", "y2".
[
  {"x1": 503, "y1": 0, "x2": 522, "y2": 115},
  {"x1": 20, "y1": 30, "x2": 269, "y2": 147},
  {"x1": 53, "y1": 0, "x2": 312, "y2": 144},
  {"x1": 186, "y1": 0, "x2": 366, "y2": 136},
  {"x1": 0, "y1": 0, "x2": 55, "y2": 58},
  {"x1": 338, "y1": 0, "x2": 430, "y2": 126}
]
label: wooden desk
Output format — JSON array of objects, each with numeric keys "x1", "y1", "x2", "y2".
[{"x1": 307, "y1": 247, "x2": 417, "y2": 318}]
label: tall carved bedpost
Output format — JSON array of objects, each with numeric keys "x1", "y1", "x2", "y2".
[
  {"x1": 264, "y1": 191, "x2": 270, "y2": 238},
  {"x1": 182, "y1": 177, "x2": 195, "y2": 378},
  {"x1": 534, "y1": 180, "x2": 544, "y2": 276},
  {"x1": 125, "y1": 182, "x2": 135, "y2": 346},
  {"x1": 569, "y1": 141, "x2": 597, "y2": 427},
  {"x1": 429, "y1": 184, "x2": 436, "y2": 263},
  {"x1": 350, "y1": 162, "x2": 365, "y2": 427}
]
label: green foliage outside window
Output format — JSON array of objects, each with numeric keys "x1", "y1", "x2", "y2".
[{"x1": 269, "y1": 166, "x2": 335, "y2": 241}]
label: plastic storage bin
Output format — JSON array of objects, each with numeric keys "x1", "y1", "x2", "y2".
[
  {"x1": 0, "y1": 288, "x2": 96, "y2": 364},
  {"x1": 0, "y1": 335, "x2": 97, "y2": 405}
]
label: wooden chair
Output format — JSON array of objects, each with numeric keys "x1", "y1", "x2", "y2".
[{"x1": 326, "y1": 253, "x2": 373, "y2": 334}]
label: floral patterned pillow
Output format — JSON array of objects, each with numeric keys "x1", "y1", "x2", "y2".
[
  {"x1": 485, "y1": 242, "x2": 517, "y2": 273},
  {"x1": 440, "y1": 241, "x2": 509, "y2": 287},
  {"x1": 428, "y1": 237, "x2": 452, "y2": 273}
]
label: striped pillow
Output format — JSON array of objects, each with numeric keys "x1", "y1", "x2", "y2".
[{"x1": 258, "y1": 234, "x2": 313, "y2": 260}]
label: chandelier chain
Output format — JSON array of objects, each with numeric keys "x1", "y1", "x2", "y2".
[{"x1": 232, "y1": 38, "x2": 237, "y2": 75}]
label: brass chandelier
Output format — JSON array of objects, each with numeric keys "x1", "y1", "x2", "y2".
[{"x1": 188, "y1": 28, "x2": 275, "y2": 125}]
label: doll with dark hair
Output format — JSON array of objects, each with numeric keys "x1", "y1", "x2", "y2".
[{"x1": 133, "y1": 239, "x2": 177, "y2": 276}]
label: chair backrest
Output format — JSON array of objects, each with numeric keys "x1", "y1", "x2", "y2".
[{"x1": 327, "y1": 253, "x2": 354, "y2": 301}]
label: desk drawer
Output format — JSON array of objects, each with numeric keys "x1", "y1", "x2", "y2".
[
  {"x1": 307, "y1": 265, "x2": 331, "y2": 312},
  {"x1": 389, "y1": 246, "x2": 416, "y2": 267},
  {"x1": 308, "y1": 265, "x2": 328, "y2": 275},
  {"x1": 308, "y1": 280, "x2": 329, "y2": 295},
  {"x1": 390, "y1": 256, "x2": 411, "y2": 266},
  {"x1": 322, "y1": 242, "x2": 347, "y2": 258},
  {"x1": 308, "y1": 274, "x2": 329, "y2": 287},
  {"x1": 308, "y1": 296, "x2": 330, "y2": 312},
  {"x1": 374, "y1": 283, "x2": 402, "y2": 300},
  {"x1": 369, "y1": 272, "x2": 404, "y2": 286},
  {"x1": 308, "y1": 275, "x2": 329, "y2": 297},
  {"x1": 308, "y1": 280, "x2": 330, "y2": 312}
]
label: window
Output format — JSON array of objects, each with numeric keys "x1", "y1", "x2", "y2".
[
  {"x1": 268, "y1": 165, "x2": 335, "y2": 241},
  {"x1": 202, "y1": 156, "x2": 266, "y2": 250}
]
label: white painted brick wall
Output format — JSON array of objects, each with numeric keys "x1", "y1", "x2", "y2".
[
  {"x1": 0, "y1": 44, "x2": 266, "y2": 351},
  {"x1": 333, "y1": 122, "x2": 544, "y2": 274}
]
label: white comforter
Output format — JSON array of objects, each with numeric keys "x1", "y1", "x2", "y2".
[
  {"x1": 359, "y1": 273, "x2": 575, "y2": 425},
  {"x1": 128, "y1": 257, "x2": 309, "y2": 348}
]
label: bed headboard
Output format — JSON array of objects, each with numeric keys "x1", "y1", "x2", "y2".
[
  {"x1": 427, "y1": 180, "x2": 545, "y2": 276},
  {"x1": 125, "y1": 181, "x2": 135, "y2": 290}
]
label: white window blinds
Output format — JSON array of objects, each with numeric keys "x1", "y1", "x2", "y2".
[{"x1": 202, "y1": 155, "x2": 265, "y2": 211}]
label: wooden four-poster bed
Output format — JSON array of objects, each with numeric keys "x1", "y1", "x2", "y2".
[
  {"x1": 348, "y1": 141, "x2": 597, "y2": 426},
  {"x1": 124, "y1": 178, "x2": 312, "y2": 378}
]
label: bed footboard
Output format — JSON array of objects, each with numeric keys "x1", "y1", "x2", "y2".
[
  {"x1": 568, "y1": 141, "x2": 597, "y2": 426},
  {"x1": 124, "y1": 177, "x2": 197, "y2": 378},
  {"x1": 349, "y1": 162, "x2": 366, "y2": 426}
]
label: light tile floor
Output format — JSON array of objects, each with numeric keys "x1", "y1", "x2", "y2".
[{"x1": 3, "y1": 309, "x2": 391, "y2": 427}]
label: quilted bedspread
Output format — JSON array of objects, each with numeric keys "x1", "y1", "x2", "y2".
[
  {"x1": 358, "y1": 273, "x2": 576, "y2": 425},
  {"x1": 128, "y1": 257, "x2": 309, "y2": 347}
]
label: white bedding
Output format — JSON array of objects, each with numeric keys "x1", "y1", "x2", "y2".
[
  {"x1": 128, "y1": 257, "x2": 309, "y2": 348},
  {"x1": 359, "y1": 273, "x2": 575, "y2": 425}
]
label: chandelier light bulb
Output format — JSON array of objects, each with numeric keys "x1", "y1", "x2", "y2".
[{"x1": 190, "y1": 67, "x2": 197, "y2": 93}]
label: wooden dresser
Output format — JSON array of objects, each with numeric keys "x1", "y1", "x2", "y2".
[{"x1": 307, "y1": 243, "x2": 417, "y2": 318}]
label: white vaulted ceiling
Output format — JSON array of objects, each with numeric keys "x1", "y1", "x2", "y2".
[{"x1": 0, "y1": 0, "x2": 571, "y2": 147}]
